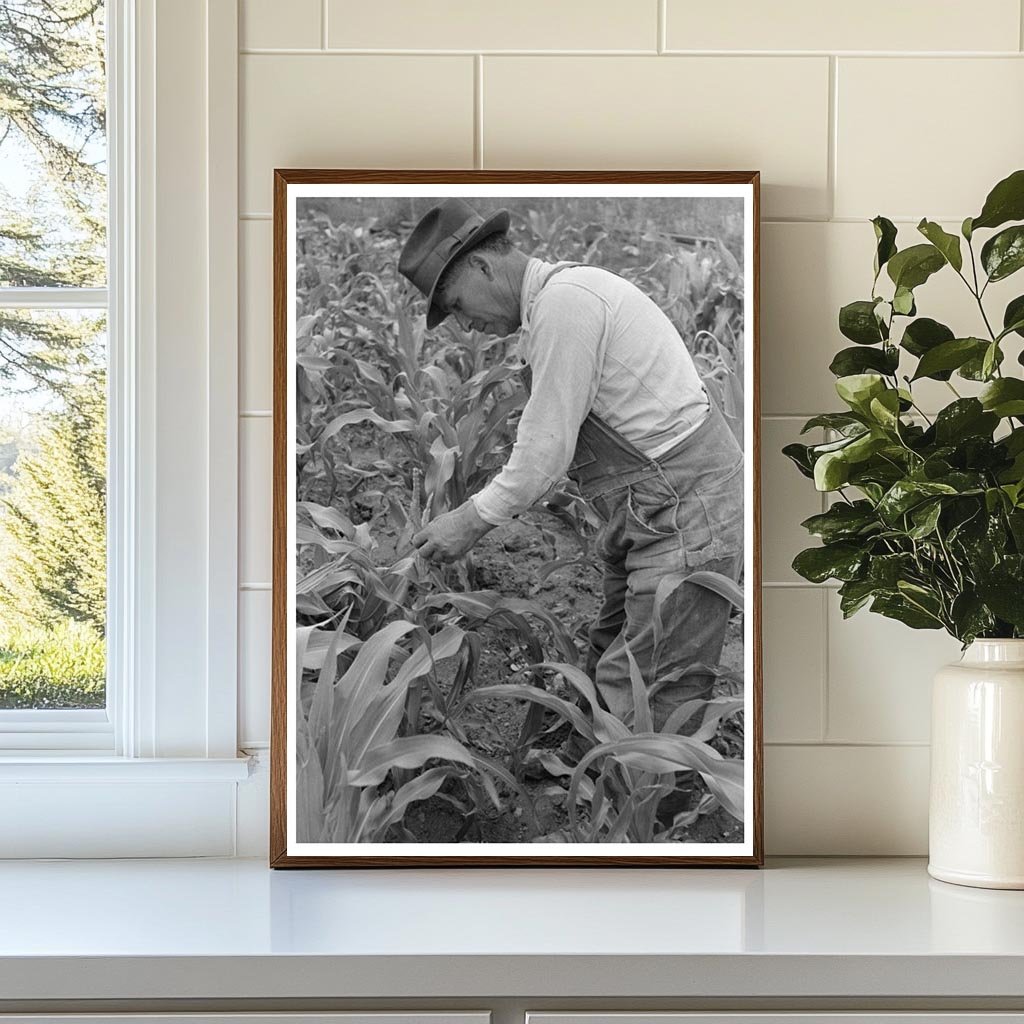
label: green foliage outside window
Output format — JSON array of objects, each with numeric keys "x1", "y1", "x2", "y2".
[{"x1": 0, "y1": 1, "x2": 107, "y2": 708}]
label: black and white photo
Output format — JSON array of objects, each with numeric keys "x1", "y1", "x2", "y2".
[{"x1": 272, "y1": 172, "x2": 762, "y2": 866}]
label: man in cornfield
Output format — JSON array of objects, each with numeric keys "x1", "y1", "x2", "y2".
[{"x1": 399, "y1": 198, "x2": 744, "y2": 735}]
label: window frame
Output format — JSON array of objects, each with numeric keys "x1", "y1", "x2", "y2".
[
  {"x1": 0, "y1": 8, "x2": 116, "y2": 749},
  {"x1": 0, "y1": 0, "x2": 248, "y2": 856}
]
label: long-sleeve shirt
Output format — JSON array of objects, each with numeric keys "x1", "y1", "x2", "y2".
[{"x1": 470, "y1": 258, "x2": 711, "y2": 527}]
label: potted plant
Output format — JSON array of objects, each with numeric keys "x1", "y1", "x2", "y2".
[{"x1": 785, "y1": 169, "x2": 1024, "y2": 889}]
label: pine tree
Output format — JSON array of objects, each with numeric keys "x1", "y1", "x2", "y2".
[
  {"x1": 0, "y1": 372, "x2": 105, "y2": 632},
  {"x1": 0, "y1": 0, "x2": 106, "y2": 393},
  {"x1": 0, "y1": 3, "x2": 107, "y2": 645}
]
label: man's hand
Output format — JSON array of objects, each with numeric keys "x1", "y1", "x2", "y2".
[{"x1": 412, "y1": 501, "x2": 493, "y2": 563}]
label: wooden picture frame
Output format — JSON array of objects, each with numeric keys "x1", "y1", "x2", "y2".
[{"x1": 271, "y1": 170, "x2": 762, "y2": 867}]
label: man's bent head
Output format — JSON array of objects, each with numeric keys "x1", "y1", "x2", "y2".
[{"x1": 398, "y1": 198, "x2": 521, "y2": 333}]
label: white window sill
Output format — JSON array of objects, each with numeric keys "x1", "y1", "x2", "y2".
[
  {"x1": 0, "y1": 754, "x2": 252, "y2": 782},
  {"x1": 0, "y1": 755, "x2": 255, "y2": 858}
]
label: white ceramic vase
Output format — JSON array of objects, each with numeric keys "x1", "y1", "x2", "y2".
[{"x1": 929, "y1": 639, "x2": 1024, "y2": 889}]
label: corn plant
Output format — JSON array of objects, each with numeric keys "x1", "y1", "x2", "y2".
[
  {"x1": 458, "y1": 571, "x2": 746, "y2": 842},
  {"x1": 324, "y1": 309, "x2": 525, "y2": 520},
  {"x1": 296, "y1": 618, "x2": 536, "y2": 842}
]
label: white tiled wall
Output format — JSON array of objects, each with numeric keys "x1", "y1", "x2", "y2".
[{"x1": 235, "y1": 0, "x2": 1024, "y2": 854}]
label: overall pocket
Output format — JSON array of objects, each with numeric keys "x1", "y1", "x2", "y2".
[
  {"x1": 689, "y1": 456, "x2": 744, "y2": 565},
  {"x1": 625, "y1": 474, "x2": 681, "y2": 538}
]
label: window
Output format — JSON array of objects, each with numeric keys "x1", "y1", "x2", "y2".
[
  {"x1": 0, "y1": 0, "x2": 245, "y2": 857},
  {"x1": 0, "y1": 0, "x2": 111, "y2": 748}
]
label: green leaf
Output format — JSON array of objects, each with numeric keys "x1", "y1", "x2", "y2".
[
  {"x1": 892, "y1": 286, "x2": 916, "y2": 317},
  {"x1": 868, "y1": 389, "x2": 902, "y2": 430},
  {"x1": 979, "y1": 377, "x2": 1024, "y2": 418},
  {"x1": 867, "y1": 553, "x2": 915, "y2": 587},
  {"x1": 959, "y1": 344, "x2": 1004, "y2": 381},
  {"x1": 917, "y1": 219, "x2": 963, "y2": 272},
  {"x1": 962, "y1": 216, "x2": 974, "y2": 241},
  {"x1": 887, "y1": 244, "x2": 946, "y2": 291},
  {"x1": 792, "y1": 542, "x2": 866, "y2": 583},
  {"x1": 949, "y1": 593, "x2": 996, "y2": 644},
  {"x1": 976, "y1": 579, "x2": 1024, "y2": 629},
  {"x1": 982, "y1": 341, "x2": 1001, "y2": 381},
  {"x1": 800, "y1": 413, "x2": 865, "y2": 434},
  {"x1": 971, "y1": 168, "x2": 1024, "y2": 232},
  {"x1": 876, "y1": 479, "x2": 957, "y2": 524},
  {"x1": 908, "y1": 501, "x2": 942, "y2": 540},
  {"x1": 933, "y1": 399, "x2": 999, "y2": 444},
  {"x1": 801, "y1": 501, "x2": 879, "y2": 543},
  {"x1": 981, "y1": 225, "x2": 1024, "y2": 282},
  {"x1": 835, "y1": 373, "x2": 887, "y2": 414},
  {"x1": 814, "y1": 450, "x2": 850, "y2": 491},
  {"x1": 872, "y1": 216, "x2": 898, "y2": 277},
  {"x1": 839, "y1": 299, "x2": 887, "y2": 345},
  {"x1": 838, "y1": 578, "x2": 877, "y2": 617},
  {"x1": 900, "y1": 317, "x2": 955, "y2": 359},
  {"x1": 985, "y1": 486, "x2": 1009, "y2": 514},
  {"x1": 1002, "y1": 295, "x2": 1024, "y2": 340},
  {"x1": 911, "y1": 337, "x2": 987, "y2": 381},
  {"x1": 782, "y1": 442, "x2": 815, "y2": 479},
  {"x1": 847, "y1": 431, "x2": 889, "y2": 462},
  {"x1": 828, "y1": 345, "x2": 899, "y2": 377}
]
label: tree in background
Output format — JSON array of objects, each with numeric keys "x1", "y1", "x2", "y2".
[
  {"x1": 0, "y1": 369, "x2": 105, "y2": 633},
  {"x1": 0, "y1": 0, "x2": 106, "y2": 394},
  {"x1": 0, "y1": 1, "x2": 106, "y2": 657}
]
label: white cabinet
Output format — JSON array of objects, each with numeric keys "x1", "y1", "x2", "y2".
[
  {"x1": 0, "y1": 1016, "x2": 490, "y2": 1024},
  {"x1": 527, "y1": 1017, "x2": 1024, "y2": 1024}
]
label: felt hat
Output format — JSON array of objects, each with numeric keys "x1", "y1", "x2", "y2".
[{"x1": 398, "y1": 198, "x2": 511, "y2": 328}]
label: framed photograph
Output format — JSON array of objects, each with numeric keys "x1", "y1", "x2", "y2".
[{"x1": 271, "y1": 170, "x2": 762, "y2": 867}]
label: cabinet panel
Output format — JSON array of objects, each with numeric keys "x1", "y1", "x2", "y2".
[
  {"x1": 0, "y1": 1015, "x2": 490, "y2": 1024},
  {"x1": 528, "y1": 1016, "x2": 1024, "y2": 1024}
]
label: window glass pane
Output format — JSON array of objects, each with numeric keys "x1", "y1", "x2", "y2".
[
  {"x1": 0, "y1": 1, "x2": 107, "y2": 288},
  {"x1": 0, "y1": 309, "x2": 105, "y2": 709}
]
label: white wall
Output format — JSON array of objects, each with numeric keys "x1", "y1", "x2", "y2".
[{"x1": 234, "y1": 0, "x2": 1024, "y2": 855}]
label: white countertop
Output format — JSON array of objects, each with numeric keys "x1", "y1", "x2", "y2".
[{"x1": 1, "y1": 857, "x2": 1023, "y2": 1002}]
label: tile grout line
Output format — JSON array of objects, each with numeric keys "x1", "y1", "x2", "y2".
[
  {"x1": 765, "y1": 585, "x2": 843, "y2": 593},
  {"x1": 237, "y1": 47, "x2": 1024, "y2": 57},
  {"x1": 1021, "y1": 0, "x2": 1024, "y2": 50},
  {"x1": 827, "y1": 55, "x2": 838, "y2": 221},
  {"x1": 820, "y1": 586, "x2": 830, "y2": 743},
  {"x1": 474, "y1": 55, "x2": 484, "y2": 169},
  {"x1": 657, "y1": 0, "x2": 666, "y2": 54},
  {"x1": 766, "y1": 740, "x2": 931, "y2": 748},
  {"x1": 321, "y1": 0, "x2": 328, "y2": 50}
]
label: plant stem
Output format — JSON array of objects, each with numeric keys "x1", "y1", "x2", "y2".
[{"x1": 935, "y1": 528, "x2": 965, "y2": 593}]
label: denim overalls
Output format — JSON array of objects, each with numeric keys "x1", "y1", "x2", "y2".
[{"x1": 538, "y1": 264, "x2": 745, "y2": 730}]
